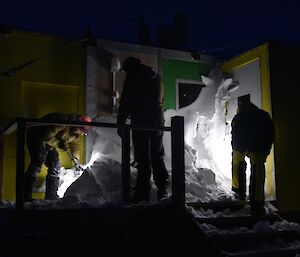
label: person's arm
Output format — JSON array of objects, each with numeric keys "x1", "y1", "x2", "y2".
[
  {"x1": 265, "y1": 113, "x2": 275, "y2": 154},
  {"x1": 231, "y1": 114, "x2": 245, "y2": 152},
  {"x1": 152, "y1": 74, "x2": 165, "y2": 124},
  {"x1": 158, "y1": 75, "x2": 164, "y2": 107},
  {"x1": 42, "y1": 125, "x2": 66, "y2": 147},
  {"x1": 67, "y1": 137, "x2": 81, "y2": 160},
  {"x1": 117, "y1": 76, "x2": 132, "y2": 127},
  {"x1": 52, "y1": 128, "x2": 80, "y2": 159},
  {"x1": 40, "y1": 113, "x2": 76, "y2": 142}
]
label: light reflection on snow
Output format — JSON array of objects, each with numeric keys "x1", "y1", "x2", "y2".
[
  {"x1": 162, "y1": 70, "x2": 237, "y2": 199},
  {"x1": 84, "y1": 151, "x2": 102, "y2": 168},
  {"x1": 57, "y1": 168, "x2": 82, "y2": 198}
]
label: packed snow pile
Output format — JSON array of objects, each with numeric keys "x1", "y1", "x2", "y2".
[
  {"x1": 63, "y1": 159, "x2": 122, "y2": 204},
  {"x1": 199, "y1": 219, "x2": 300, "y2": 253},
  {"x1": 187, "y1": 201, "x2": 281, "y2": 219},
  {"x1": 200, "y1": 220, "x2": 300, "y2": 236},
  {"x1": 52, "y1": 65, "x2": 237, "y2": 205},
  {"x1": 163, "y1": 66, "x2": 235, "y2": 186},
  {"x1": 187, "y1": 205, "x2": 251, "y2": 219},
  {"x1": 56, "y1": 147, "x2": 230, "y2": 205}
]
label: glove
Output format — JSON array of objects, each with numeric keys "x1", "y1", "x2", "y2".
[
  {"x1": 71, "y1": 157, "x2": 82, "y2": 170},
  {"x1": 74, "y1": 163, "x2": 84, "y2": 172},
  {"x1": 58, "y1": 139, "x2": 66, "y2": 150},
  {"x1": 130, "y1": 160, "x2": 138, "y2": 168},
  {"x1": 72, "y1": 157, "x2": 84, "y2": 175},
  {"x1": 72, "y1": 157, "x2": 80, "y2": 166}
]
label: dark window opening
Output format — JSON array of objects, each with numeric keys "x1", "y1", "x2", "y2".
[{"x1": 178, "y1": 82, "x2": 204, "y2": 109}]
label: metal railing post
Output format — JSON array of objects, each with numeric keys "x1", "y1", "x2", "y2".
[
  {"x1": 14, "y1": 118, "x2": 26, "y2": 257},
  {"x1": 171, "y1": 116, "x2": 185, "y2": 212},
  {"x1": 16, "y1": 118, "x2": 25, "y2": 211},
  {"x1": 121, "y1": 126, "x2": 131, "y2": 204}
]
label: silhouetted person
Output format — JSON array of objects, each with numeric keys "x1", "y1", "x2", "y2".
[
  {"x1": 24, "y1": 113, "x2": 92, "y2": 201},
  {"x1": 117, "y1": 57, "x2": 169, "y2": 203},
  {"x1": 231, "y1": 95, "x2": 274, "y2": 216}
]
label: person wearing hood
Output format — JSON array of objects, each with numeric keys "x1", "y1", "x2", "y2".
[
  {"x1": 231, "y1": 94, "x2": 274, "y2": 216},
  {"x1": 117, "y1": 57, "x2": 169, "y2": 203},
  {"x1": 24, "y1": 112, "x2": 92, "y2": 201}
]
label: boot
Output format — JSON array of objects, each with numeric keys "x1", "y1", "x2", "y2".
[
  {"x1": 250, "y1": 202, "x2": 266, "y2": 218},
  {"x1": 157, "y1": 189, "x2": 168, "y2": 201},
  {"x1": 157, "y1": 180, "x2": 169, "y2": 201},
  {"x1": 233, "y1": 161, "x2": 247, "y2": 201},
  {"x1": 24, "y1": 173, "x2": 37, "y2": 202},
  {"x1": 152, "y1": 159, "x2": 169, "y2": 201},
  {"x1": 131, "y1": 165, "x2": 151, "y2": 204},
  {"x1": 239, "y1": 161, "x2": 247, "y2": 199},
  {"x1": 130, "y1": 184, "x2": 150, "y2": 204},
  {"x1": 45, "y1": 176, "x2": 60, "y2": 200},
  {"x1": 130, "y1": 192, "x2": 150, "y2": 204}
]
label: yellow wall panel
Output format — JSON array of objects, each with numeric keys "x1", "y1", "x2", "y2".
[{"x1": 0, "y1": 29, "x2": 86, "y2": 201}]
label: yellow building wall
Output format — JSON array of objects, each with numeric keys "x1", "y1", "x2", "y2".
[
  {"x1": 222, "y1": 43, "x2": 276, "y2": 200},
  {"x1": 267, "y1": 43, "x2": 300, "y2": 213},
  {"x1": 0, "y1": 28, "x2": 86, "y2": 201}
]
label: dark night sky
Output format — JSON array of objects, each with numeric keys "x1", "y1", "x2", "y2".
[{"x1": 1, "y1": 0, "x2": 300, "y2": 58}]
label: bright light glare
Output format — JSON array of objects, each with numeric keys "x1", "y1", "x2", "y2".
[
  {"x1": 83, "y1": 151, "x2": 102, "y2": 169},
  {"x1": 58, "y1": 152, "x2": 103, "y2": 198},
  {"x1": 181, "y1": 78, "x2": 235, "y2": 190},
  {"x1": 199, "y1": 119, "x2": 232, "y2": 184}
]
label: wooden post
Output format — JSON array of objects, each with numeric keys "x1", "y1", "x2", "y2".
[
  {"x1": 171, "y1": 116, "x2": 185, "y2": 212},
  {"x1": 121, "y1": 126, "x2": 131, "y2": 204}
]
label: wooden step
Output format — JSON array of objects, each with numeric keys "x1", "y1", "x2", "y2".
[
  {"x1": 187, "y1": 200, "x2": 300, "y2": 257},
  {"x1": 196, "y1": 215, "x2": 281, "y2": 228},
  {"x1": 222, "y1": 245, "x2": 300, "y2": 257},
  {"x1": 187, "y1": 200, "x2": 248, "y2": 211},
  {"x1": 216, "y1": 230, "x2": 300, "y2": 257},
  {"x1": 212, "y1": 229, "x2": 300, "y2": 241}
]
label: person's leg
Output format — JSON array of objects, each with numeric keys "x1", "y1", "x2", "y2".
[
  {"x1": 131, "y1": 130, "x2": 151, "y2": 203},
  {"x1": 232, "y1": 150, "x2": 247, "y2": 200},
  {"x1": 150, "y1": 130, "x2": 169, "y2": 200},
  {"x1": 25, "y1": 135, "x2": 48, "y2": 201},
  {"x1": 247, "y1": 152, "x2": 267, "y2": 215},
  {"x1": 44, "y1": 148, "x2": 61, "y2": 200}
]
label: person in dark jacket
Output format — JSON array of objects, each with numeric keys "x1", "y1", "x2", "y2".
[
  {"x1": 24, "y1": 113, "x2": 92, "y2": 201},
  {"x1": 231, "y1": 94, "x2": 274, "y2": 215},
  {"x1": 117, "y1": 57, "x2": 169, "y2": 203}
]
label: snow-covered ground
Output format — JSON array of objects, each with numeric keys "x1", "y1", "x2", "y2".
[
  {"x1": 1, "y1": 66, "x2": 300, "y2": 256},
  {"x1": 199, "y1": 219, "x2": 300, "y2": 236}
]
